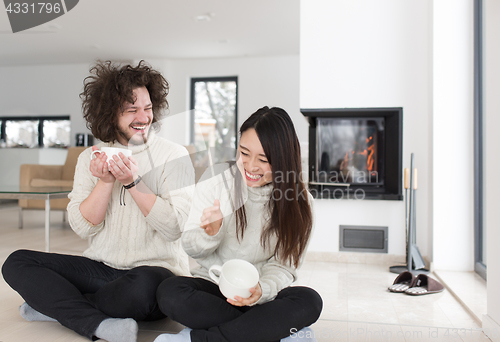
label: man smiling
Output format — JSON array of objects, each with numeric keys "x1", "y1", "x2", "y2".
[
  {"x1": 2, "y1": 61, "x2": 194, "y2": 342},
  {"x1": 116, "y1": 86, "x2": 153, "y2": 145}
]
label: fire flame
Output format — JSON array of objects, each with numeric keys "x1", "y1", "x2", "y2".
[{"x1": 340, "y1": 135, "x2": 376, "y2": 172}]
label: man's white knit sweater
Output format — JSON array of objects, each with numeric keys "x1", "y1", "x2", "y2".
[
  {"x1": 182, "y1": 165, "x2": 314, "y2": 305},
  {"x1": 67, "y1": 132, "x2": 194, "y2": 276}
]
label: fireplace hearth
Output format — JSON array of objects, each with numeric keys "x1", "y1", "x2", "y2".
[{"x1": 301, "y1": 108, "x2": 403, "y2": 200}]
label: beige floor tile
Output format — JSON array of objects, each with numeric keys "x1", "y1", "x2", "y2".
[
  {"x1": 347, "y1": 298, "x2": 399, "y2": 325},
  {"x1": 310, "y1": 320, "x2": 349, "y2": 342},
  {"x1": 295, "y1": 268, "x2": 314, "y2": 286},
  {"x1": 348, "y1": 322, "x2": 405, "y2": 342},
  {"x1": 435, "y1": 270, "x2": 487, "y2": 318},
  {"x1": 0, "y1": 206, "x2": 488, "y2": 342},
  {"x1": 309, "y1": 272, "x2": 349, "y2": 301},
  {"x1": 313, "y1": 261, "x2": 348, "y2": 273},
  {"x1": 318, "y1": 295, "x2": 348, "y2": 320},
  {"x1": 393, "y1": 300, "x2": 454, "y2": 327},
  {"x1": 346, "y1": 263, "x2": 390, "y2": 274},
  {"x1": 0, "y1": 306, "x2": 26, "y2": 323},
  {"x1": 401, "y1": 326, "x2": 463, "y2": 342},
  {"x1": 0, "y1": 321, "x2": 29, "y2": 338},
  {"x1": 137, "y1": 330, "x2": 167, "y2": 342},
  {"x1": 460, "y1": 328, "x2": 494, "y2": 342},
  {"x1": 1, "y1": 321, "x2": 78, "y2": 342},
  {"x1": 53, "y1": 331, "x2": 92, "y2": 342},
  {"x1": 138, "y1": 317, "x2": 185, "y2": 333}
]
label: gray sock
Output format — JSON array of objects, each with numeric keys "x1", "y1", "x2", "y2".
[
  {"x1": 19, "y1": 302, "x2": 57, "y2": 322},
  {"x1": 281, "y1": 327, "x2": 317, "y2": 341},
  {"x1": 95, "y1": 318, "x2": 138, "y2": 342},
  {"x1": 153, "y1": 328, "x2": 192, "y2": 342}
]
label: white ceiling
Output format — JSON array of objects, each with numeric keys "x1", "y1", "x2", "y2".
[{"x1": 0, "y1": 0, "x2": 300, "y2": 67}]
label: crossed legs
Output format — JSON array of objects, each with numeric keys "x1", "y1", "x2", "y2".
[
  {"x1": 157, "y1": 277, "x2": 323, "y2": 342},
  {"x1": 1, "y1": 249, "x2": 174, "y2": 340}
]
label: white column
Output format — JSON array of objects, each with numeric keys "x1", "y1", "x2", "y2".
[{"x1": 432, "y1": 0, "x2": 475, "y2": 271}]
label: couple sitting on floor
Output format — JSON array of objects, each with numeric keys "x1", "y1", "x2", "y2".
[{"x1": 1, "y1": 61, "x2": 322, "y2": 342}]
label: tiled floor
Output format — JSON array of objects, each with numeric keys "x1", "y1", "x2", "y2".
[
  {"x1": 434, "y1": 270, "x2": 487, "y2": 325},
  {"x1": 0, "y1": 205, "x2": 491, "y2": 341}
]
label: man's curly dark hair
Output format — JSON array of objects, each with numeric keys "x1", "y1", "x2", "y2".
[{"x1": 80, "y1": 60, "x2": 169, "y2": 143}]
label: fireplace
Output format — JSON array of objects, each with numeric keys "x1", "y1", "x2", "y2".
[{"x1": 301, "y1": 108, "x2": 403, "y2": 200}]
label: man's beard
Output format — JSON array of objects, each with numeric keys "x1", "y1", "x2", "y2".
[{"x1": 117, "y1": 126, "x2": 150, "y2": 146}]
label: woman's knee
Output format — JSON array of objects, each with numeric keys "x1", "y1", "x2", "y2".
[
  {"x1": 302, "y1": 287, "x2": 323, "y2": 320},
  {"x1": 283, "y1": 286, "x2": 323, "y2": 322}
]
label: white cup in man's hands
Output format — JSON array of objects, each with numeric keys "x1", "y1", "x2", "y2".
[
  {"x1": 91, "y1": 147, "x2": 132, "y2": 164},
  {"x1": 208, "y1": 259, "x2": 260, "y2": 300}
]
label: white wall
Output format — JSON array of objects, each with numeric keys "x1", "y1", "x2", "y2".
[
  {"x1": 300, "y1": 0, "x2": 432, "y2": 257},
  {"x1": 0, "y1": 63, "x2": 92, "y2": 147},
  {"x1": 0, "y1": 56, "x2": 302, "y2": 148},
  {"x1": 484, "y1": 0, "x2": 500, "y2": 334},
  {"x1": 147, "y1": 55, "x2": 304, "y2": 146},
  {"x1": 431, "y1": 0, "x2": 474, "y2": 271},
  {"x1": 0, "y1": 56, "x2": 302, "y2": 186},
  {"x1": 0, "y1": 63, "x2": 92, "y2": 182}
]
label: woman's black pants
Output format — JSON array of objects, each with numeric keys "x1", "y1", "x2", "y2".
[
  {"x1": 1, "y1": 249, "x2": 175, "y2": 340},
  {"x1": 157, "y1": 276, "x2": 323, "y2": 342}
]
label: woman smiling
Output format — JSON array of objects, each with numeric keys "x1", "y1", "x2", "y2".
[{"x1": 155, "y1": 106, "x2": 322, "y2": 342}]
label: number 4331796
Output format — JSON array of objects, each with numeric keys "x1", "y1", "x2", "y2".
[{"x1": 5, "y1": 2, "x2": 61, "y2": 14}]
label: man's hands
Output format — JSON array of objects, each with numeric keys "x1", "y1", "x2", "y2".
[
  {"x1": 90, "y1": 146, "x2": 115, "y2": 183},
  {"x1": 108, "y1": 153, "x2": 139, "y2": 185},
  {"x1": 90, "y1": 146, "x2": 139, "y2": 185},
  {"x1": 227, "y1": 283, "x2": 262, "y2": 307},
  {"x1": 83, "y1": 145, "x2": 155, "y2": 223},
  {"x1": 200, "y1": 199, "x2": 223, "y2": 236}
]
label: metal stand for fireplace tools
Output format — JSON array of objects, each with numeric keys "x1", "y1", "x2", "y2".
[{"x1": 390, "y1": 153, "x2": 429, "y2": 275}]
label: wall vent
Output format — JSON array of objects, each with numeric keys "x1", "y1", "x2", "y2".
[{"x1": 339, "y1": 225, "x2": 388, "y2": 253}]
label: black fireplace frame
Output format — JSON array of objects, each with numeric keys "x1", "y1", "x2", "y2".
[{"x1": 301, "y1": 107, "x2": 403, "y2": 200}]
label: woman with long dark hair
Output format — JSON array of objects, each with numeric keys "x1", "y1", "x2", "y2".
[{"x1": 154, "y1": 106, "x2": 322, "y2": 342}]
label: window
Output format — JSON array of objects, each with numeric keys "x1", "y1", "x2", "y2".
[
  {"x1": 474, "y1": 0, "x2": 486, "y2": 280},
  {"x1": 43, "y1": 120, "x2": 71, "y2": 148},
  {"x1": 5, "y1": 120, "x2": 39, "y2": 148},
  {"x1": 0, "y1": 116, "x2": 71, "y2": 148},
  {"x1": 190, "y1": 77, "x2": 238, "y2": 168}
]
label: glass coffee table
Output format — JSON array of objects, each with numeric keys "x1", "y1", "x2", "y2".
[{"x1": 0, "y1": 185, "x2": 72, "y2": 252}]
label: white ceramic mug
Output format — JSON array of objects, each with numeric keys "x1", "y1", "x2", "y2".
[
  {"x1": 208, "y1": 259, "x2": 260, "y2": 300},
  {"x1": 90, "y1": 147, "x2": 132, "y2": 164}
]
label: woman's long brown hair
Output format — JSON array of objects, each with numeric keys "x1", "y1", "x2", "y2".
[{"x1": 234, "y1": 106, "x2": 313, "y2": 268}]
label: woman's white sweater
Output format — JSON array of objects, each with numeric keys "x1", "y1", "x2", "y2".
[
  {"x1": 67, "y1": 132, "x2": 194, "y2": 276},
  {"x1": 182, "y1": 165, "x2": 314, "y2": 305}
]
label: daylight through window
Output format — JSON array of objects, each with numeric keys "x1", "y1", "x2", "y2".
[{"x1": 190, "y1": 77, "x2": 238, "y2": 168}]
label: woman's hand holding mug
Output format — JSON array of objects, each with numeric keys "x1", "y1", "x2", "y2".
[
  {"x1": 200, "y1": 199, "x2": 223, "y2": 236},
  {"x1": 208, "y1": 259, "x2": 261, "y2": 306},
  {"x1": 227, "y1": 283, "x2": 262, "y2": 307}
]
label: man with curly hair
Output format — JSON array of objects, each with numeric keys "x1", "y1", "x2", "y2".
[{"x1": 2, "y1": 61, "x2": 194, "y2": 342}]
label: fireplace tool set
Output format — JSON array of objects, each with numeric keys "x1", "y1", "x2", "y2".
[{"x1": 390, "y1": 153, "x2": 429, "y2": 275}]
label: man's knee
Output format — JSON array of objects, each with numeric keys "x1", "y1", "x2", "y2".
[
  {"x1": 114, "y1": 266, "x2": 175, "y2": 314},
  {"x1": 126, "y1": 266, "x2": 174, "y2": 294},
  {"x1": 2, "y1": 249, "x2": 32, "y2": 285},
  {"x1": 156, "y1": 276, "x2": 189, "y2": 315}
]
